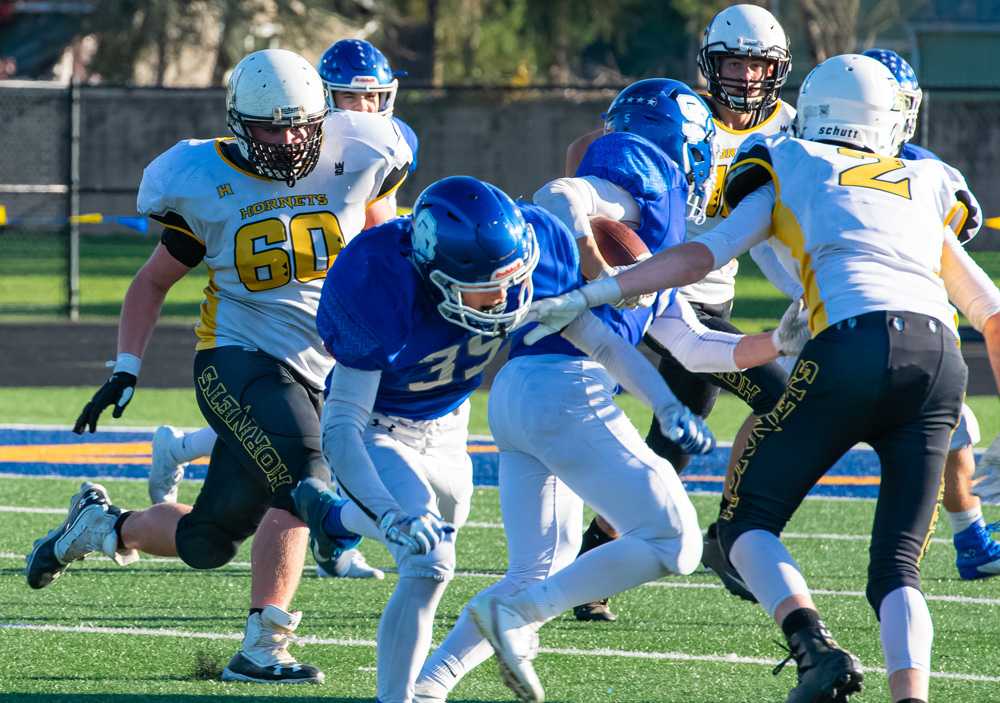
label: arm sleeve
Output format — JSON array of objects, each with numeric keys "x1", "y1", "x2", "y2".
[
  {"x1": 560, "y1": 310, "x2": 680, "y2": 415},
  {"x1": 940, "y1": 230, "x2": 1000, "y2": 332},
  {"x1": 321, "y1": 365, "x2": 399, "y2": 522},
  {"x1": 160, "y1": 223, "x2": 206, "y2": 267},
  {"x1": 696, "y1": 183, "x2": 776, "y2": 268},
  {"x1": 533, "y1": 176, "x2": 641, "y2": 240},
  {"x1": 645, "y1": 295, "x2": 743, "y2": 373},
  {"x1": 749, "y1": 241, "x2": 802, "y2": 299}
]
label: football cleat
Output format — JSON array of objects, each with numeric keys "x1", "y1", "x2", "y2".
[
  {"x1": 315, "y1": 547, "x2": 385, "y2": 580},
  {"x1": 774, "y1": 623, "x2": 863, "y2": 703},
  {"x1": 469, "y1": 593, "x2": 544, "y2": 703},
  {"x1": 701, "y1": 522, "x2": 758, "y2": 602},
  {"x1": 26, "y1": 481, "x2": 135, "y2": 589},
  {"x1": 221, "y1": 605, "x2": 324, "y2": 684},
  {"x1": 954, "y1": 521, "x2": 1000, "y2": 580},
  {"x1": 413, "y1": 679, "x2": 448, "y2": 702},
  {"x1": 573, "y1": 598, "x2": 617, "y2": 622},
  {"x1": 149, "y1": 425, "x2": 187, "y2": 504}
]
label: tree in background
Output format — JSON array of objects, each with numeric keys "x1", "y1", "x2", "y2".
[{"x1": 794, "y1": 0, "x2": 926, "y2": 64}]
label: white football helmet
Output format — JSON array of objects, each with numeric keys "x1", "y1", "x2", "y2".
[
  {"x1": 697, "y1": 4, "x2": 791, "y2": 118},
  {"x1": 226, "y1": 49, "x2": 329, "y2": 186},
  {"x1": 795, "y1": 54, "x2": 906, "y2": 156}
]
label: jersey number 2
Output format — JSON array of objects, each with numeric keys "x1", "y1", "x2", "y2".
[
  {"x1": 836, "y1": 147, "x2": 911, "y2": 200},
  {"x1": 234, "y1": 211, "x2": 345, "y2": 292}
]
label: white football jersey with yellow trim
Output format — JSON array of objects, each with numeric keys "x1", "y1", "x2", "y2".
[
  {"x1": 137, "y1": 111, "x2": 412, "y2": 389},
  {"x1": 727, "y1": 132, "x2": 967, "y2": 335},
  {"x1": 682, "y1": 99, "x2": 795, "y2": 305}
]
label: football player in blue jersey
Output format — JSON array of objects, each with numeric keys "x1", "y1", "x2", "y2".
[
  {"x1": 319, "y1": 38, "x2": 420, "y2": 179},
  {"x1": 865, "y1": 48, "x2": 1000, "y2": 581},
  {"x1": 147, "y1": 37, "x2": 422, "y2": 582},
  {"x1": 292, "y1": 174, "x2": 776, "y2": 703}
]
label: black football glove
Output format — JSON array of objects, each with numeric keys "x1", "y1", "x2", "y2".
[{"x1": 73, "y1": 372, "x2": 137, "y2": 434}]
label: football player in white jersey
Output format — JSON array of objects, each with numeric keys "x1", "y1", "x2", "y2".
[
  {"x1": 145, "y1": 39, "x2": 420, "y2": 581},
  {"x1": 863, "y1": 47, "x2": 1000, "y2": 581},
  {"x1": 26, "y1": 49, "x2": 410, "y2": 685},
  {"x1": 563, "y1": 2, "x2": 799, "y2": 621},
  {"x1": 528, "y1": 53, "x2": 1000, "y2": 703}
]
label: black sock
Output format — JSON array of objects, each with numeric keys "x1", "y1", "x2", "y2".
[
  {"x1": 249, "y1": 607, "x2": 263, "y2": 617},
  {"x1": 578, "y1": 517, "x2": 616, "y2": 557},
  {"x1": 113, "y1": 510, "x2": 133, "y2": 551},
  {"x1": 781, "y1": 607, "x2": 822, "y2": 639}
]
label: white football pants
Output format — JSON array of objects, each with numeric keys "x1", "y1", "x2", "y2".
[{"x1": 352, "y1": 401, "x2": 473, "y2": 703}]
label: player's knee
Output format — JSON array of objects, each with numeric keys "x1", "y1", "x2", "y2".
[
  {"x1": 866, "y1": 568, "x2": 921, "y2": 615},
  {"x1": 717, "y1": 518, "x2": 753, "y2": 562},
  {"x1": 641, "y1": 505, "x2": 702, "y2": 575},
  {"x1": 396, "y1": 534, "x2": 456, "y2": 582},
  {"x1": 175, "y1": 522, "x2": 240, "y2": 570}
]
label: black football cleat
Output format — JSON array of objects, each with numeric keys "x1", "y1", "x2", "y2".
[
  {"x1": 701, "y1": 522, "x2": 758, "y2": 603},
  {"x1": 776, "y1": 623, "x2": 863, "y2": 703},
  {"x1": 221, "y1": 605, "x2": 324, "y2": 684},
  {"x1": 573, "y1": 598, "x2": 618, "y2": 622}
]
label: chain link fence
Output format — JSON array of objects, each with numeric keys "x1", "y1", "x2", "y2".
[{"x1": 1, "y1": 82, "x2": 998, "y2": 319}]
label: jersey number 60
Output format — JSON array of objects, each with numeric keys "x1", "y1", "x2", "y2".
[{"x1": 234, "y1": 211, "x2": 346, "y2": 292}]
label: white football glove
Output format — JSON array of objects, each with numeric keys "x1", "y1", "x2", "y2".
[
  {"x1": 771, "y1": 298, "x2": 810, "y2": 357},
  {"x1": 522, "y1": 289, "x2": 589, "y2": 345},
  {"x1": 379, "y1": 510, "x2": 454, "y2": 555},
  {"x1": 602, "y1": 265, "x2": 655, "y2": 310}
]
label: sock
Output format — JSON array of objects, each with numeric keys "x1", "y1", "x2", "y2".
[
  {"x1": 730, "y1": 529, "x2": 810, "y2": 618},
  {"x1": 947, "y1": 506, "x2": 983, "y2": 534},
  {"x1": 879, "y1": 586, "x2": 932, "y2": 675},
  {"x1": 321, "y1": 498, "x2": 357, "y2": 540},
  {"x1": 578, "y1": 517, "x2": 616, "y2": 557},
  {"x1": 511, "y1": 535, "x2": 668, "y2": 623},
  {"x1": 781, "y1": 607, "x2": 822, "y2": 639},
  {"x1": 249, "y1": 607, "x2": 263, "y2": 617},
  {"x1": 377, "y1": 576, "x2": 448, "y2": 703},
  {"x1": 174, "y1": 427, "x2": 217, "y2": 464},
  {"x1": 113, "y1": 510, "x2": 133, "y2": 551},
  {"x1": 897, "y1": 699, "x2": 927, "y2": 703}
]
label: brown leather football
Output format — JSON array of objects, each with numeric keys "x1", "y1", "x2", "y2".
[{"x1": 590, "y1": 216, "x2": 650, "y2": 266}]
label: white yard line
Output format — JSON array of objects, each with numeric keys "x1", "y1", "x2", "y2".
[
  {"x1": 1, "y1": 551, "x2": 997, "y2": 607},
  {"x1": 2, "y1": 621, "x2": 998, "y2": 684}
]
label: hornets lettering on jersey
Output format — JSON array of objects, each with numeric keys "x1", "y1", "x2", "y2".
[{"x1": 137, "y1": 110, "x2": 411, "y2": 390}]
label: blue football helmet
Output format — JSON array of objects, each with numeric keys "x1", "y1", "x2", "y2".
[
  {"x1": 605, "y1": 79, "x2": 716, "y2": 224},
  {"x1": 318, "y1": 39, "x2": 399, "y2": 116},
  {"x1": 863, "y1": 48, "x2": 921, "y2": 143},
  {"x1": 410, "y1": 176, "x2": 540, "y2": 338}
]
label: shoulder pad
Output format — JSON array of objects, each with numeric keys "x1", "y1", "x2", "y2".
[
  {"x1": 577, "y1": 132, "x2": 684, "y2": 199},
  {"x1": 324, "y1": 111, "x2": 413, "y2": 171},
  {"x1": 137, "y1": 139, "x2": 215, "y2": 220},
  {"x1": 724, "y1": 134, "x2": 776, "y2": 210}
]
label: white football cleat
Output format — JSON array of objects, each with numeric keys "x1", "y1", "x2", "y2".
[
  {"x1": 149, "y1": 425, "x2": 186, "y2": 504},
  {"x1": 316, "y1": 548, "x2": 385, "y2": 580},
  {"x1": 468, "y1": 593, "x2": 544, "y2": 703},
  {"x1": 222, "y1": 605, "x2": 324, "y2": 684},
  {"x1": 413, "y1": 679, "x2": 448, "y2": 702}
]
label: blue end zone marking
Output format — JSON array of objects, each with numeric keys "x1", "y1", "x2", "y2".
[{"x1": 0, "y1": 427, "x2": 896, "y2": 498}]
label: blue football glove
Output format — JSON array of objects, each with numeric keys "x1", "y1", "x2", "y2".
[
  {"x1": 657, "y1": 406, "x2": 715, "y2": 455},
  {"x1": 379, "y1": 510, "x2": 454, "y2": 555}
]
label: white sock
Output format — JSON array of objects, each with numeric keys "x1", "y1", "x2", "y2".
[
  {"x1": 510, "y1": 535, "x2": 667, "y2": 623},
  {"x1": 418, "y1": 574, "x2": 530, "y2": 696},
  {"x1": 947, "y1": 505, "x2": 983, "y2": 534},
  {"x1": 175, "y1": 427, "x2": 217, "y2": 463},
  {"x1": 879, "y1": 586, "x2": 933, "y2": 674},
  {"x1": 377, "y1": 576, "x2": 448, "y2": 703},
  {"x1": 730, "y1": 529, "x2": 810, "y2": 619}
]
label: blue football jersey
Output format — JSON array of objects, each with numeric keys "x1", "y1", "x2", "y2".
[
  {"x1": 900, "y1": 142, "x2": 939, "y2": 161},
  {"x1": 509, "y1": 203, "x2": 668, "y2": 360},
  {"x1": 576, "y1": 131, "x2": 689, "y2": 254},
  {"x1": 393, "y1": 117, "x2": 420, "y2": 175},
  {"x1": 318, "y1": 205, "x2": 572, "y2": 419}
]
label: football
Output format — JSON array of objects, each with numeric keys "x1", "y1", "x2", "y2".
[{"x1": 590, "y1": 216, "x2": 650, "y2": 267}]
